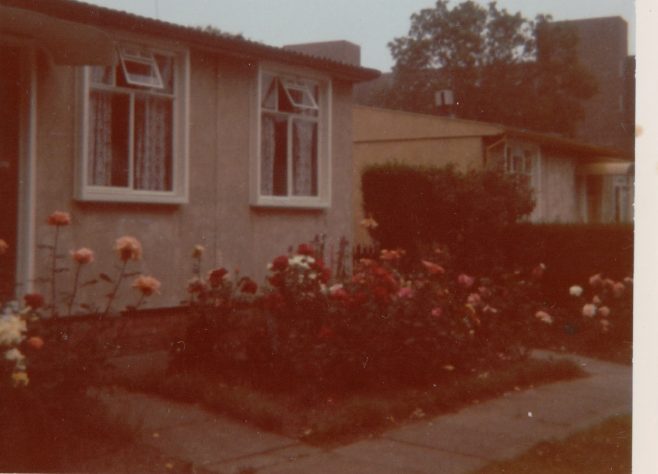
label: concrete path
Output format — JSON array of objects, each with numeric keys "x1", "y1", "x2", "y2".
[{"x1": 74, "y1": 351, "x2": 631, "y2": 473}]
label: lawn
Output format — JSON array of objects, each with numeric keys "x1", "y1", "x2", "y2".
[
  {"x1": 122, "y1": 357, "x2": 584, "y2": 447},
  {"x1": 474, "y1": 415, "x2": 631, "y2": 474}
]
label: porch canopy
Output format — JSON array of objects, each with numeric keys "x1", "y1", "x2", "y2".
[
  {"x1": 576, "y1": 162, "x2": 635, "y2": 176},
  {"x1": 0, "y1": 4, "x2": 115, "y2": 65}
]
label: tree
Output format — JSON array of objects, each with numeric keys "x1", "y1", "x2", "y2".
[{"x1": 382, "y1": 1, "x2": 597, "y2": 136}]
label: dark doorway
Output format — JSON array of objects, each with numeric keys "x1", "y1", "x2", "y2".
[{"x1": 0, "y1": 46, "x2": 21, "y2": 299}]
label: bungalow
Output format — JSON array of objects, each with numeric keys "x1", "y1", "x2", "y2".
[
  {"x1": 0, "y1": 0, "x2": 378, "y2": 307},
  {"x1": 353, "y1": 106, "x2": 633, "y2": 245}
]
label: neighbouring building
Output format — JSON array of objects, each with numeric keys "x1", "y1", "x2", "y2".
[
  {"x1": 355, "y1": 16, "x2": 636, "y2": 155},
  {"x1": 353, "y1": 106, "x2": 633, "y2": 245},
  {"x1": 0, "y1": 0, "x2": 378, "y2": 306}
]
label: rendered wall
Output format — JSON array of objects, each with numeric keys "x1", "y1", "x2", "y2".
[
  {"x1": 31, "y1": 46, "x2": 354, "y2": 312},
  {"x1": 538, "y1": 152, "x2": 581, "y2": 223}
]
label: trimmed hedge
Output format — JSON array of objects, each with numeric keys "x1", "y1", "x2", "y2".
[
  {"x1": 500, "y1": 223, "x2": 633, "y2": 298},
  {"x1": 361, "y1": 162, "x2": 534, "y2": 270},
  {"x1": 361, "y1": 163, "x2": 633, "y2": 290}
]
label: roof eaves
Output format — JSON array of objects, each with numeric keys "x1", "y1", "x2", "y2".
[{"x1": 1, "y1": 0, "x2": 380, "y2": 82}]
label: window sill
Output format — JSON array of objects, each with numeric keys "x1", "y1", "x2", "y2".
[
  {"x1": 76, "y1": 188, "x2": 188, "y2": 205},
  {"x1": 251, "y1": 196, "x2": 329, "y2": 210}
]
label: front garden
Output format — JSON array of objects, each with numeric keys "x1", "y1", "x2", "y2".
[{"x1": 0, "y1": 173, "x2": 633, "y2": 469}]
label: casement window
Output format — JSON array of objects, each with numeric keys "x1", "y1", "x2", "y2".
[
  {"x1": 504, "y1": 142, "x2": 539, "y2": 188},
  {"x1": 254, "y1": 67, "x2": 331, "y2": 208},
  {"x1": 77, "y1": 44, "x2": 188, "y2": 203}
]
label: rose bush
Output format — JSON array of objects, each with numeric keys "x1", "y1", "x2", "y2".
[{"x1": 172, "y1": 241, "x2": 563, "y2": 391}]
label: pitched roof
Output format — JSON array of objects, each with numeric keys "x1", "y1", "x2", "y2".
[{"x1": 0, "y1": 0, "x2": 380, "y2": 82}]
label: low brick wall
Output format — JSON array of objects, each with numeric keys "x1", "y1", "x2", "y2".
[{"x1": 30, "y1": 307, "x2": 194, "y2": 375}]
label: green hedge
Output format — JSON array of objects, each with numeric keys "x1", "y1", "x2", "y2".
[
  {"x1": 361, "y1": 163, "x2": 633, "y2": 288},
  {"x1": 501, "y1": 223, "x2": 633, "y2": 297},
  {"x1": 361, "y1": 162, "x2": 534, "y2": 270}
]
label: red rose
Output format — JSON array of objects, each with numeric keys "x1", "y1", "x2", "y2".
[
  {"x1": 271, "y1": 255, "x2": 289, "y2": 272},
  {"x1": 240, "y1": 278, "x2": 258, "y2": 294},
  {"x1": 297, "y1": 243, "x2": 314, "y2": 256},
  {"x1": 268, "y1": 272, "x2": 285, "y2": 288},
  {"x1": 208, "y1": 268, "x2": 228, "y2": 288},
  {"x1": 24, "y1": 293, "x2": 45, "y2": 310}
]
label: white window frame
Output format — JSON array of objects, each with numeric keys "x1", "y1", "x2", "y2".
[
  {"x1": 76, "y1": 42, "x2": 189, "y2": 204},
  {"x1": 251, "y1": 63, "x2": 332, "y2": 209},
  {"x1": 504, "y1": 141, "x2": 540, "y2": 188},
  {"x1": 504, "y1": 140, "x2": 542, "y2": 221},
  {"x1": 118, "y1": 45, "x2": 165, "y2": 89}
]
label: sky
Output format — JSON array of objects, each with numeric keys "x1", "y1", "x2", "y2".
[{"x1": 81, "y1": 0, "x2": 635, "y2": 72}]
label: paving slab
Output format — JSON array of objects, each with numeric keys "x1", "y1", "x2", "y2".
[
  {"x1": 204, "y1": 443, "x2": 321, "y2": 474},
  {"x1": 385, "y1": 413, "x2": 563, "y2": 461},
  {"x1": 257, "y1": 452, "x2": 417, "y2": 474},
  {"x1": 95, "y1": 388, "x2": 217, "y2": 432},
  {"x1": 143, "y1": 417, "x2": 296, "y2": 466},
  {"x1": 335, "y1": 438, "x2": 487, "y2": 474}
]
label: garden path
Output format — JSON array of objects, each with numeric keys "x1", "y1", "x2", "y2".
[{"x1": 72, "y1": 351, "x2": 631, "y2": 473}]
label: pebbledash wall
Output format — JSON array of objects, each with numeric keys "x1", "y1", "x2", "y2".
[{"x1": 31, "y1": 36, "x2": 361, "y2": 310}]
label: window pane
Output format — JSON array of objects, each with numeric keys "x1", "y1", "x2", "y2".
[
  {"x1": 90, "y1": 65, "x2": 113, "y2": 85},
  {"x1": 292, "y1": 119, "x2": 318, "y2": 196},
  {"x1": 134, "y1": 95, "x2": 173, "y2": 191},
  {"x1": 261, "y1": 113, "x2": 288, "y2": 196},
  {"x1": 88, "y1": 90, "x2": 129, "y2": 187}
]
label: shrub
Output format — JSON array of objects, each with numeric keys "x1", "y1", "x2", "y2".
[
  {"x1": 361, "y1": 163, "x2": 535, "y2": 270},
  {"x1": 499, "y1": 223, "x2": 633, "y2": 299}
]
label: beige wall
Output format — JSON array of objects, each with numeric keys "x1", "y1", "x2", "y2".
[{"x1": 30, "y1": 47, "x2": 354, "y2": 312}]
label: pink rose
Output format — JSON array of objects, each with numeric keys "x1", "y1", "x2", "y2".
[
  {"x1": 534, "y1": 310, "x2": 553, "y2": 324},
  {"x1": 598, "y1": 306, "x2": 611, "y2": 318},
  {"x1": 589, "y1": 273, "x2": 603, "y2": 288},
  {"x1": 457, "y1": 274, "x2": 475, "y2": 289},
  {"x1": 582, "y1": 304, "x2": 597, "y2": 318},
  {"x1": 71, "y1": 247, "x2": 94, "y2": 264},
  {"x1": 115, "y1": 236, "x2": 142, "y2": 261},
  {"x1": 612, "y1": 282, "x2": 625, "y2": 298},
  {"x1": 397, "y1": 287, "x2": 414, "y2": 299},
  {"x1": 467, "y1": 292, "x2": 482, "y2": 306},
  {"x1": 27, "y1": 336, "x2": 44, "y2": 350},
  {"x1": 132, "y1": 275, "x2": 161, "y2": 296},
  {"x1": 47, "y1": 211, "x2": 71, "y2": 226}
]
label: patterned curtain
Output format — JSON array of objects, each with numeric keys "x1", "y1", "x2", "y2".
[
  {"x1": 261, "y1": 115, "x2": 275, "y2": 195},
  {"x1": 88, "y1": 91, "x2": 113, "y2": 186},
  {"x1": 134, "y1": 96, "x2": 171, "y2": 191},
  {"x1": 293, "y1": 120, "x2": 315, "y2": 196}
]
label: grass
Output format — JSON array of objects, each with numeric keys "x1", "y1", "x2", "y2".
[
  {"x1": 0, "y1": 387, "x2": 137, "y2": 472},
  {"x1": 474, "y1": 415, "x2": 631, "y2": 474},
  {"x1": 122, "y1": 357, "x2": 585, "y2": 447}
]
